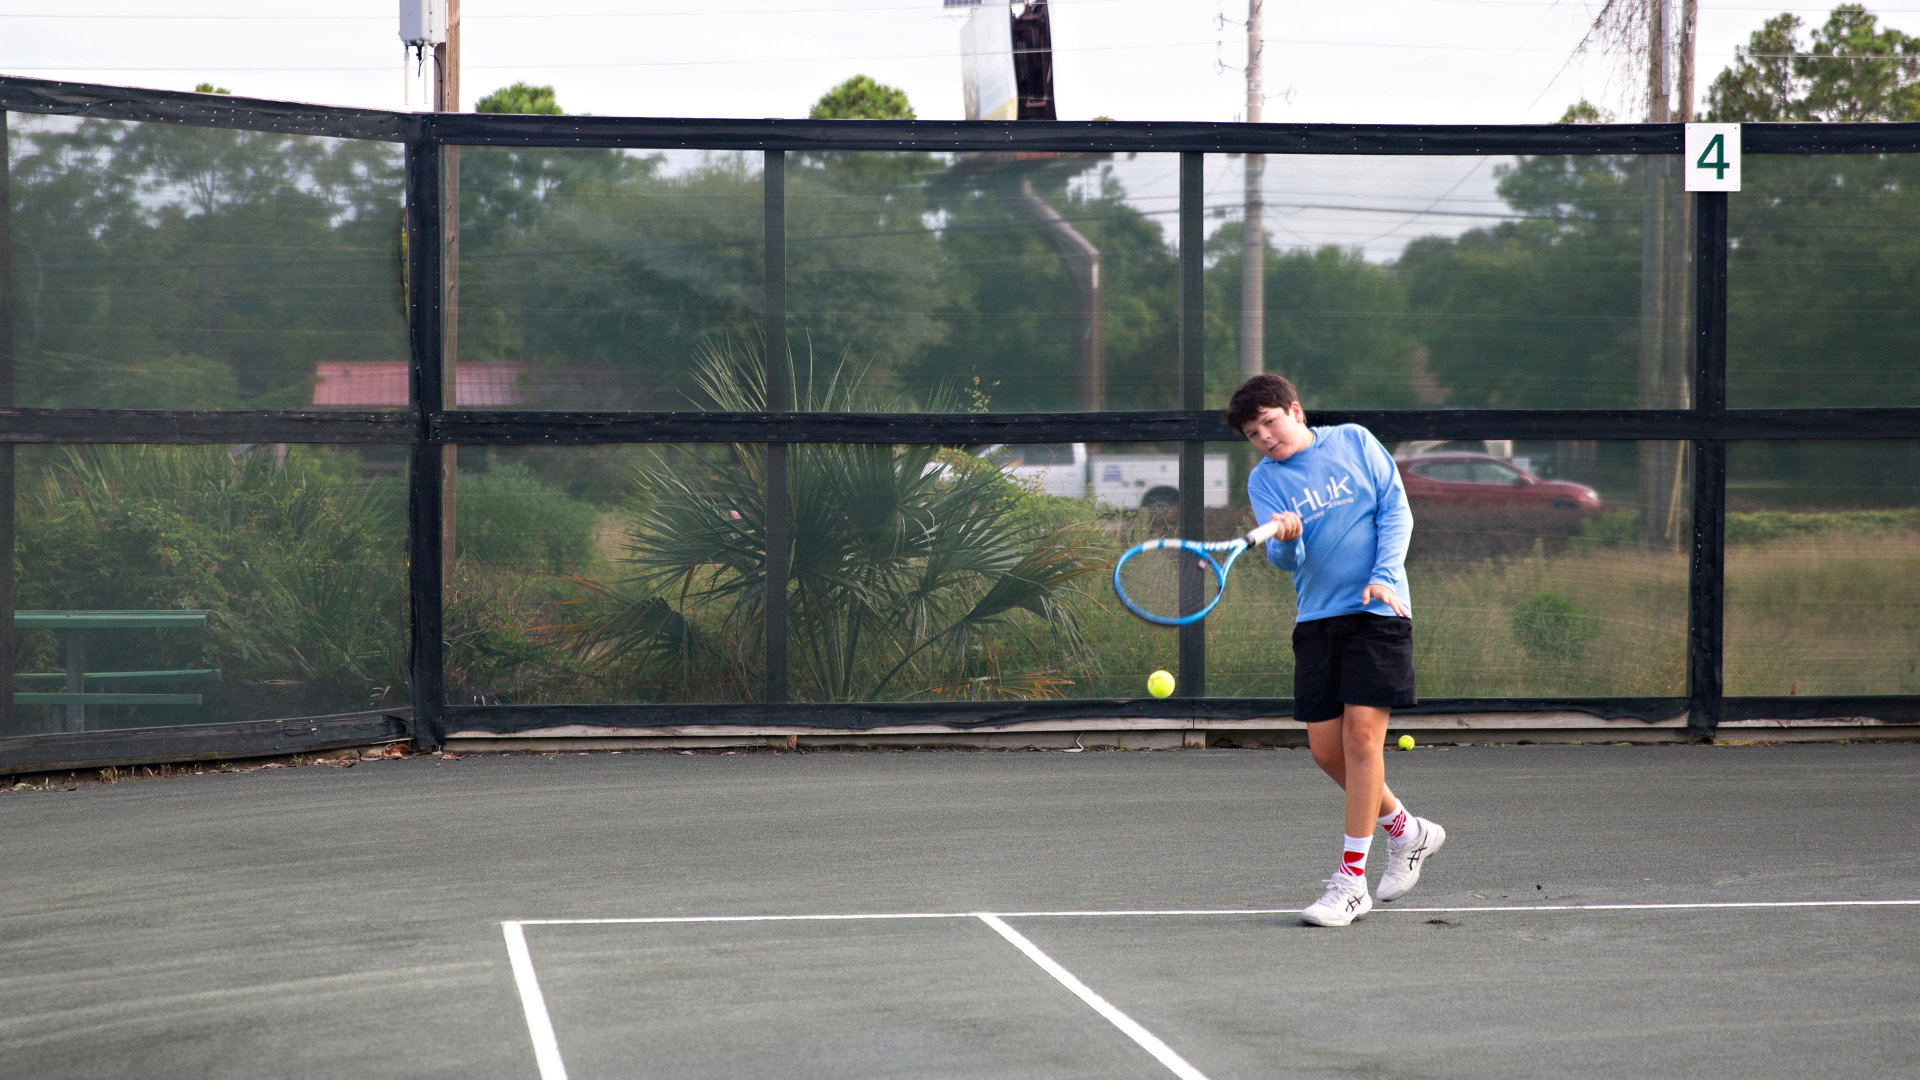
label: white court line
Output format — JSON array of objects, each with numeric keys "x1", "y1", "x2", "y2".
[
  {"x1": 516, "y1": 899, "x2": 1920, "y2": 925},
  {"x1": 994, "y1": 899, "x2": 1920, "y2": 917},
  {"x1": 500, "y1": 899, "x2": 1920, "y2": 1079},
  {"x1": 975, "y1": 912, "x2": 1212, "y2": 1080},
  {"x1": 1391, "y1": 900, "x2": 1920, "y2": 913},
  {"x1": 514, "y1": 911, "x2": 972, "y2": 926},
  {"x1": 502, "y1": 921, "x2": 570, "y2": 1080}
]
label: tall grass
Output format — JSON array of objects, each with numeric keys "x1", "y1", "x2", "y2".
[
  {"x1": 445, "y1": 488, "x2": 1916, "y2": 706},
  {"x1": 1724, "y1": 531, "x2": 1920, "y2": 695},
  {"x1": 1133, "y1": 537, "x2": 1689, "y2": 699}
]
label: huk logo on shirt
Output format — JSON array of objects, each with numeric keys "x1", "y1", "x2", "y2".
[{"x1": 1290, "y1": 473, "x2": 1356, "y2": 519}]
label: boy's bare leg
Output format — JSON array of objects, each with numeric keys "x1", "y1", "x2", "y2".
[
  {"x1": 1305, "y1": 713, "x2": 1398, "y2": 822},
  {"x1": 1338, "y1": 705, "x2": 1393, "y2": 838},
  {"x1": 1297, "y1": 704, "x2": 1398, "y2": 926}
]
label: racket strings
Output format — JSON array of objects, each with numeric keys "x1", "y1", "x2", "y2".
[{"x1": 1114, "y1": 545, "x2": 1222, "y2": 622}]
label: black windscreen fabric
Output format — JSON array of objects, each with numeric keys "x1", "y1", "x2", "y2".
[
  {"x1": 1725, "y1": 440, "x2": 1920, "y2": 695},
  {"x1": 1205, "y1": 437, "x2": 1689, "y2": 700},
  {"x1": 3, "y1": 444, "x2": 408, "y2": 739},
  {"x1": 5, "y1": 113, "x2": 407, "y2": 410},
  {"x1": 453, "y1": 147, "x2": 764, "y2": 411},
  {"x1": 448, "y1": 443, "x2": 762, "y2": 705},
  {"x1": 785, "y1": 152, "x2": 1183, "y2": 414},
  {"x1": 448, "y1": 440, "x2": 1194, "y2": 704},
  {"x1": 3, "y1": 82, "x2": 1915, "y2": 738},
  {"x1": 1728, "y1": 154, "x2": 1920, "y2": 408},
  {"x1": 1205, "y1": 155, "x2": 1692, "y2": 412}
]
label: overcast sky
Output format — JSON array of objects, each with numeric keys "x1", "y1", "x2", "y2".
[{"x1": 5, "y1": 0, "x2": 1915, "y2": 124}]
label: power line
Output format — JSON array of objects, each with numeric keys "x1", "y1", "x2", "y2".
[
  {"x1": 18, "y1": 27, "x2": 1865, "y2": 75},
  {"x1": 11, "y1": 35, "x2": 1762, "y2": 74},
  {"x1": 2, "y1": 40, "x2": 1221, "y2": 73},
  {"x1": 0, "y1": 0, "x2": 1163, "y2": 20},
  {"x1": 5, "y1": 0, "x2": 1917, "y2": 14}
]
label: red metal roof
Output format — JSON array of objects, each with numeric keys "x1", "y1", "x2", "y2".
[{"x1": 311, "y1": 362, "x2": 525, "y2": 407}]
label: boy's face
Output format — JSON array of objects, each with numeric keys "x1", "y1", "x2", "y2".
[{"x1": 1241, "y1": 402, "x2": 1312, "y2": 462}]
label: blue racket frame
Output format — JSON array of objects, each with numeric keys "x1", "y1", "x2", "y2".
[{"x1": 1112, "y1": 520, "x2": 1283, "y2": 626}]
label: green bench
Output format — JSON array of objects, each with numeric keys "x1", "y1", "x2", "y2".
[{"x1": 14, "y1": 611, "x2": 213, "y2": 732}]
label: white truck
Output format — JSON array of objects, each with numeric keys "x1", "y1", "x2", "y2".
[{"x1": 979, "y1": 444, "x2": 1229, "y2": 510}]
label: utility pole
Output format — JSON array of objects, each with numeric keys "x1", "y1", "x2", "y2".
[
  {"x1": 1636, "y1": 0, "x2": 1669, "y2": 545},
  {"x1": 1664, "y1": 0, "x2": 1698, "y2": 541},
  {"x1": 436, "y1": 0, "x2": 460, "y2": 587},
  {"x1": 1240, "y1": 0, "x2": 1265, "y2": 380},
  {"x1": 1676, "y1": 0, "x2": 1697, "y2": 122},
  {"x1": 1637, "y1": 0, "x2": 1695, "y2": 544}
]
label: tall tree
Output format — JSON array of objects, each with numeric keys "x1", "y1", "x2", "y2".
[
  {"x1": 475, "y1": 82, "x2": 563, "y2": 116},
  {"x1": 1206, "y1": 228, "x2": 1418, "y2": 410},
  {"x1": 809, "y1": 75, "x2": 915, "y2": 120},
  {"x1": 6, "y1": 116, "x2": 406, "y2": 408},
  {"x1": 1395, "y1": 152, "x2": 1647, "y2": 409},
  {"x1": 1707, "y1": 6, "x2": 1920, "y2": 121}
]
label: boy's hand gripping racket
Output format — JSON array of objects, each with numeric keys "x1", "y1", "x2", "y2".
[{"x1": 1112, "y1": 518, "x2": 1286, "y2": 626}]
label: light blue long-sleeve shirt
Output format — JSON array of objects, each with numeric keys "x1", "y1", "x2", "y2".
[{"x1": 1246, "y1": 423, "x2": 1413, "y2": 623}]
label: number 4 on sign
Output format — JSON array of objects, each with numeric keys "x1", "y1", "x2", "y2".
[
  {"x1": 1685, "y1": 124, "x2": 1741, "y2": 192},
  {"x1": 1697, "y1": 134, "x2": 1730, "y2": 179}
]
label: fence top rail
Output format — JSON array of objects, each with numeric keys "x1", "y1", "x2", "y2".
[
  {"x1": 6, "y1": 76, "x2": 1920, "y2": 155},
  {"x1": 0, "y1": 76, "x2": 418, "y2": 142},
  {"x1": 431, "y1": 407, "x2": 1920, "y2": 446},
  {"x1": 427, "y1": 113, "x2": 1685, "y2": 154}
]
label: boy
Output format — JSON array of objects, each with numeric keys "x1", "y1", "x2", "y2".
[{"x1": 1224, "y1": 374, "x2": 1445, "y2": 927}]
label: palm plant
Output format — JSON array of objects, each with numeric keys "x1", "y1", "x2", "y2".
[{"x1": 552, "y1": 338, "x2": 1105, "y2": 701}]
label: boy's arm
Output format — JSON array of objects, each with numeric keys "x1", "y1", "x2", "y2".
[
  {"x1": 1249, "y1": 474, "x2": 1305, "y2": 571},
  {"x1": 1364, "y1": 432, "x2": 1412, "y2": 588}
]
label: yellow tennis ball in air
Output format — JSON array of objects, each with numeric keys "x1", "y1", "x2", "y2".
[
  {"x1": 1146, "y1": 670, "x2": 1175, "y2": 699},
  {"x1": 1398, "y1": 734, "x2": 1416, "y2": 750}
]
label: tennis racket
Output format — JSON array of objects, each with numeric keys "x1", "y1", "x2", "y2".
[{"x1": 1112, "y1": 518, "x2": 1286, "y2": 626}]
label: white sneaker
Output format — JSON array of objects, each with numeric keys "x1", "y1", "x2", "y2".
[
  {"x1": 1376, "y1": 818, "x2": 1446, "y2": 902},
  {"x1": 1300, "y1": 872, "x2": 1372, "y2": 926}
]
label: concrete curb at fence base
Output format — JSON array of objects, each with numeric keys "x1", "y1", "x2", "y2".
[{"x1": 443, "y1": 714, "x2": 1920, "y2": 751}]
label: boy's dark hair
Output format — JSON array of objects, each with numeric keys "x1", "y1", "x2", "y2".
[{"x1": 1223, "y1": 374, "x2": 1301, "y2": 431}]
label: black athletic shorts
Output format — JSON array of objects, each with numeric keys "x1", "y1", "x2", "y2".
[{"x1": 1291, "y1": 612, "x2": 1417, "y2": 723}]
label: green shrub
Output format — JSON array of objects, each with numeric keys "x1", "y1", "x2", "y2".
[
  {"x1": 1567, "y1": 508, "x2": 1638, "y2": 551},
  {"x1": 458, "y1": 461, "x2": 600, "y2": 573},
  {"x1": 445, "y1": 560, "x2": 607, "y2": 705},
  {"x1": 1509, "y1": 592, "x2": 1600, "y2": 661}
]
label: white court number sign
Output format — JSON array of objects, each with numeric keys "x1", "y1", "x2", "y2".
[{"x1": 1685, "y1": 124, "x2": 1742, "y2": 192}]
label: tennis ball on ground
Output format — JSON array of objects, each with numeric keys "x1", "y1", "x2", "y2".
[
  {"x1": 1146, "y1": 670, "x2": 1175, "y2": 699},
  {"x1": 1397, "y1": 734, "x2": 1416, "y2": 750}
]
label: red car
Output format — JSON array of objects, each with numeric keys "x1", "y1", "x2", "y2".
[{"x1": 1395, "y1": 453, "x2": 1603, "y2": 540}]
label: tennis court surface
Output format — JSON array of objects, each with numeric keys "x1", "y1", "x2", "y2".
[{"x1": 4, "y1": 742, "x2": 1917, "y2": 1079}]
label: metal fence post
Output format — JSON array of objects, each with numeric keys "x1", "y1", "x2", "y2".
[
  {"x1": 1177, "y1": 153, "x2": 1206, "y2": 699},
  {"x1": 764, "y1": 151, "x2": 789, "y2": 704},
  {"x1": 1688, "y1": 189, "x2": 1729, "y2": 738},
  {"x1": 0, "y1": 112, "x2": 14, "y2": 737},
  {"x1": 407, "y1": 128, "x2": 446, "y2": 748}
]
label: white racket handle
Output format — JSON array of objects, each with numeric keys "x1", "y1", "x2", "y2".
[{"x1": 1243, "y1": 518, "x2": 1285, "y2": 546}]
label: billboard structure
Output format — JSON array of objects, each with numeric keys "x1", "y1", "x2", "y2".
[
  {"x1": 959, "y1": 2, "x2": 1056, "y2": 121},
  {"x1": 961, "y1": 4, "x2": 1019, "y2": 121},
  {"x1": 1009, "y1": 1, "x2": 1056, "y2": 120}
]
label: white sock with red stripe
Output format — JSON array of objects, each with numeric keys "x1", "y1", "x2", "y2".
[
  {"x1": 1339, "y1": 834, "x2": 1372, "y2": 878},
  {"x1": 1379, "y1": 802, "x2": 1417, "y2": 844}
]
